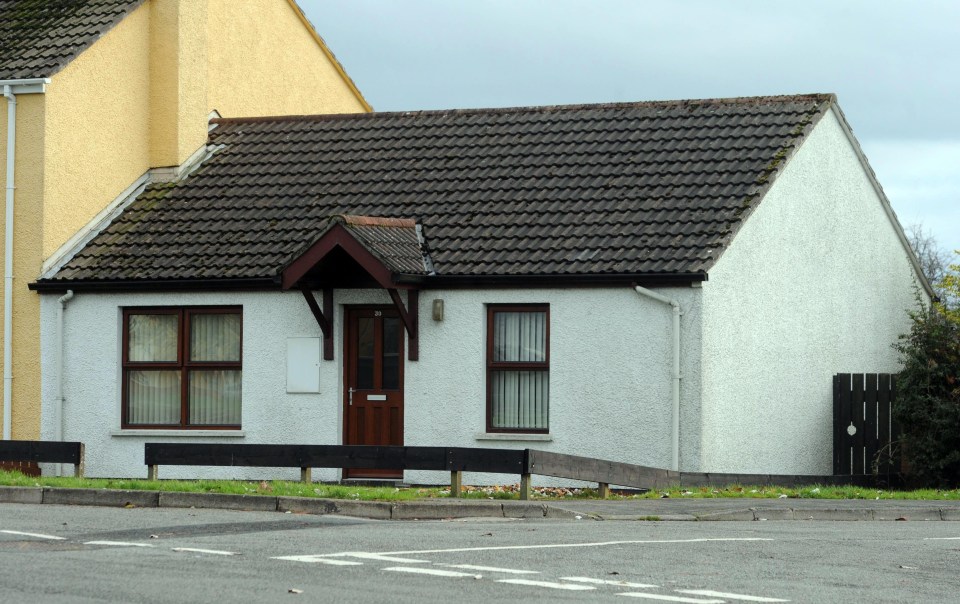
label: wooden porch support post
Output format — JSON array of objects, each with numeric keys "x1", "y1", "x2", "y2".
[
  {"x1": 301, "y1": 467, "x2": 312, "y2": 483},
  {"x1": 450, "y1": 470, "x2": 462, "y2": 498},
  {"x1": 74, "y1": 443, "x2": 85, "y2": 478},
  {"x1": 322, "y1": 289, "x2": 334, "y2": 360},
  {"x1": 519, "y1": 473, "x2": 532, "y2": 501},
  {"x1": 300, "y1": 287, "x2": 334, "y2": 360},
  {"x1": 387, "y1": 288, "x2": 419, "y2": 361}
]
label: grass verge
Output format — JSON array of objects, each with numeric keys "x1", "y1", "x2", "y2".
[{"x1": 2, "y1": 470, "x2": 958, "y2": 501}]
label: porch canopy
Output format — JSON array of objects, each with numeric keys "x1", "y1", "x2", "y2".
[{"x1": 280, "y1": 215, "x2": 432, "y2": 361}]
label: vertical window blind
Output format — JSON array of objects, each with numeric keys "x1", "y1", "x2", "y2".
[
  {"x1": 487, "y1": 307, "x2": 549, "y2": 431},
  {"x1": 123, "y1": 308, "x2": 242, "y2": 428}
]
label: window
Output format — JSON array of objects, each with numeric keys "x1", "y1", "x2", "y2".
[
  {"x1": 122, "y1": 307, "x2": 242, "y2": 429},
  {"x1": 486, "y1": 305, "x2": 549, "y2": 432}
]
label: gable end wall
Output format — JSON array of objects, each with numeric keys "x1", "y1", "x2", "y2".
[{"x1": 700, "y1": 107, "x2": 925, "y2": 475}]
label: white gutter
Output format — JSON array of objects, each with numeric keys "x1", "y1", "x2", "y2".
[
  {"x1": 634, "y1": 285, "x2": 682, "y2": 471},
  {"x1": 55, "y1": 290, "x2": 74, "y2": 476},
  {"x1": 2, "y1": 78, "x2": 48, "y2": 440}
]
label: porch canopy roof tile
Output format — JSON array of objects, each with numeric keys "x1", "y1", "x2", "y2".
[
  {"x1": 36, "y1": 93, "x2": 836, "y2": 289},
  {"x1": 281, "y1": 214, "x2": 429, "y2": 290}
]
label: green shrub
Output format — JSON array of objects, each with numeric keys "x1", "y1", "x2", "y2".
[{"x1": 893, "y1": 253, "x2": 960, "y2": 488}]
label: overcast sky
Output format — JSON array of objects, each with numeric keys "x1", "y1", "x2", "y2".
[{"x1": 301, "y1": 0, "x2": 960, "y2": 256}]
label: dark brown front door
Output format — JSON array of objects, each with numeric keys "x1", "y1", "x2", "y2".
[{"x1": 343, "y1": 307, "x2": 404, "y2": 478}]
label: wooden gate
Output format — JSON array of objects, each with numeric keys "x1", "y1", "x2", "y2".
[{"x1": 833, "y1": 373, "x2": 899, "y2": 476}]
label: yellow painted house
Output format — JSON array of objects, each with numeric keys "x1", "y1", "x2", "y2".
[{"x1": 0, "y1": 0, "x2": 369, "y2": 444}]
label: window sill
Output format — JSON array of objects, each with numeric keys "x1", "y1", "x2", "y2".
[
  {"x1": 111, "y1": 430, "x2": 245, "y2": 437},
  {"x1": 474, "y1": 432, "x2": 552, "y2": 442}
]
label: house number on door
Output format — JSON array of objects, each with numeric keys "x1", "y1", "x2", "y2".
[{"x1": 374, "y1": 310, "x2": 382, "y2": 317}]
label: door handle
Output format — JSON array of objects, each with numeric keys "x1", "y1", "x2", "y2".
[{"x1": 348, "y1": 387, "x2": 355, "y2": 406}]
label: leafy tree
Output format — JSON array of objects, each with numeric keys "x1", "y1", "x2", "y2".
[
  {"x1": 905, "y1": 223, "x2": 951, "y2": 301},
  {"x1": 893, "y1": 251, "x2": 960, "y2": 487}
]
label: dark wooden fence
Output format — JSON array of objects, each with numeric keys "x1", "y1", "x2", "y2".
[
  {"x1": 145, "y1": 443, "x2": 881, "y2": 499},
  {"x1": 834, "y1": 373, "x2": 899, "y2": 477},
  {"x1": 0, "y1": 440, "x2": 85, "y2": 477}
]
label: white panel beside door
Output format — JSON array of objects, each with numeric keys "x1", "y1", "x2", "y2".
[{"x1": 286, "y1": 337, "x2": 321, "y2": 393}]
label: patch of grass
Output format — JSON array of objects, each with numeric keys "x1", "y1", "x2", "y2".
[
  {"x1": 0, "y1": 470, "x2": 444, "y2": 501},
  {"x1": 618, "y1": 484, "x2": 960, "y2": 500},
  {"x1": 3, "y1": 470, "x2": 959, "y2": 501}
]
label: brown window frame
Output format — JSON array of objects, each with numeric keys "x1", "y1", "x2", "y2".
[
  {"x1": 485, "y1": 304, "x2": 550, "y2": 434},
  {"x1": 122, "y1": 306, "x2": 243, "y2": 429}
]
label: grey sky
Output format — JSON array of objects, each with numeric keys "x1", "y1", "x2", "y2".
[{"x1": 301, "y1": 0, "x2": 960, "y2": 256}]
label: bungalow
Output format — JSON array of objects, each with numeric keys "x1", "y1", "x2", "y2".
[{"x1": 30, "y1": 94, "x2": 931, "y2": 482}]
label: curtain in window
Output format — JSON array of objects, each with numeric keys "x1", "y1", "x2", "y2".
[
  {"x1": 190, "y1": 314, "x2": 241, "y2": 361},
  {"x1": 494, "y1": 311, "x2": 546, "y2": 362},
  {"x1": 127, "y1": 371, "x2": 180, "y2": 424},
  {"x1": 129, "y1": 315, "x2": 178, "y2": 362},
  {"x1": 491, "y1": 370, "x2": 549, "y2": 430},
  {"x1": 187, "y1": 313, "x2": 241, "y2": 424},
  {"x1": 491, "y1": 311, "x2": 548, "y2": 430},
  {"x1": 188, "y1": 370, "x2": 242, "y2": 425}
]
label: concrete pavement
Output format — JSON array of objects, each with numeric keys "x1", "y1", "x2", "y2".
[{"x1": 2, "y1": 485, "x2": 958, "y2": 521}]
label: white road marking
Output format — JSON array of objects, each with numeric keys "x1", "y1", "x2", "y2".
[
  {"x1": 336, "y1": 552, "x2": 430, "y2": 563},
  {"x1": 923, "y1": 537, "x2": 960, "y2": 540},
  {"x1": 171, "y1": 547, "x2": 237, "y2": 556},
  {"x1": 674, "y1": 589, "x2": 790, "y2": 602},
  {"x1": 384, "y1": 567, "x2": 481, "y2": 578},
  {"x1": 562, "y1": 576, "x2": 659, "y2": 588},
  {"x1": 337, "y1": 538, "x2": 773, "y2": 557},
  {"x1": 441, "y1": 564, "x2": 539, "y2": 574},
  {"x1": 272, "y1": 555, "x2": 363, "y2": 566},
  {"x1": 619, "y1": 593, "x2": 724, "y2": 603},
  {"x1": 84, "y1": 541, "x2": 154, "y2": 548},
  {"x1": 498, "y1": 579, "x2": 596, "y2": 591},
  {"x1": 0, "y1": 530, "x2": 65, "y2": 541},
  {"x1": 677, "y1": 590, "x2": 789, "y2": 602}
]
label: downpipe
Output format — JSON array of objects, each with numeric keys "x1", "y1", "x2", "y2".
[
  {"x1": 634, "y1": 284, "x2": 682, "y2": 471},
  {"x1": 55, "y1": 290, "x2": 74, "y2": 475},
  {"x1": 3, "y1": 85, "x2": 15, "y2": 440}
]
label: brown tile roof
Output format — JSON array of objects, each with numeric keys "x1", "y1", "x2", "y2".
[
  {"x1": 41, "y1": 94, "x2": 834, "y2": 287},
  {"x1": 0, "y1": 0, "x2": 144, "y2": 80},
  {"x1": 328, "y1": 215, "x2": 429, "y2": 276}
]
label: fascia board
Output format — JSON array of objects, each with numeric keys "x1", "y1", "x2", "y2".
[
  {"x1": 828, "y1": 104, "x2": 937, "y2": 300},
  {"x1": 0, "y1": 78, "x2": 50, "y2": 94},
  {"x1": 39, "y1": 173, "x2": 150, "y2": 280}
]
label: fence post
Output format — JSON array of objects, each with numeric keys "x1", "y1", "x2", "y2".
[
  {"x1": 74, "y1": 443, "x2": 85, "y2": 478},
  {"x1": 300, "y1": 467, "x2": 312, "y2": 483},
  {"x1": 450, "y1": 470, "x2": 462, "y2": 498},
  {"x1": 598, "y1": 482, "x2": 610, "y2": 499},
  {"x1": 147, "y1": 465, "x2": 158, "y2": 481},
  {"x1": 519, "y1": 473, "x2": 532, "y2": 500}
]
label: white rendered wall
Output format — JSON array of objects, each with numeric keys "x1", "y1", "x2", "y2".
[
  {"x1": 40, "y1": 285, "x2": 703, "y2": 483},
  {"x1": 699, "y1": 108, "x2": 925, "y2": 474}
]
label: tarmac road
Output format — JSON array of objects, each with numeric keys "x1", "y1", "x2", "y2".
[{"x1": 2, "y1": 503, "x2": 959, "y2": 603}]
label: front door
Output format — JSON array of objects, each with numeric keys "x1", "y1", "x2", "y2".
[{"x1": 343, "y1": 307, "x2": 404, "y2": 478}]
